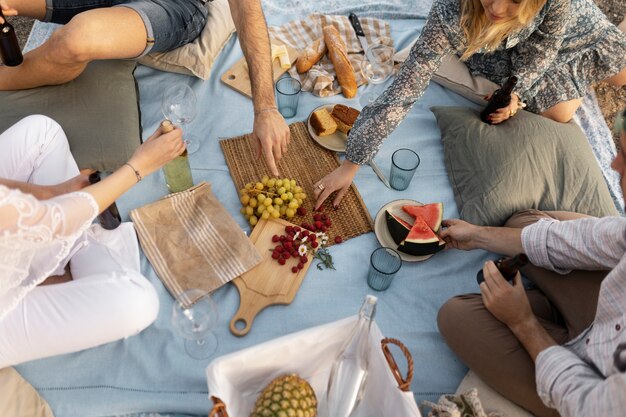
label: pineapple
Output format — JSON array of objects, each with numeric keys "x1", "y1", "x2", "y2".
[{"x1": 250, "y1": 374, "x2": 317, "y2": 417}]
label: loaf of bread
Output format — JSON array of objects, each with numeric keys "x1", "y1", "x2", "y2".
[
  {"x1": 310, "y1": 108, "x2": 338, "y2": 136},
  {"x1": 296, "y1": 38, "x2": 326, "y2": 74},
  {"x1": 331, "y1": 104, "x2": 360, "y2": 134},
  {"x1": 322, "y1": 25, "x2": 357, "y2": 98}
]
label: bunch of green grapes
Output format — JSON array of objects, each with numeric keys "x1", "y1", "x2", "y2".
[{"x1": 239, "y1": 176, "x2": 308, "y2": 226}]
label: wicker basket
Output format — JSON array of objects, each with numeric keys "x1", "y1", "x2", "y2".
[{"x1": 206, "y1": 317, "x2": 419, "y2": 417}]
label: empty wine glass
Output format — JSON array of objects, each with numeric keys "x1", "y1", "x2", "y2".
[
  {"x1": 161, "y1": 83, "x2": 199, "y2": 154},
  {"x1": 171, "y1": 288, "x2": 219, "y2": 360},
  {"x1": 359, "y1": 44, "x2": 395, "y2": 107}
]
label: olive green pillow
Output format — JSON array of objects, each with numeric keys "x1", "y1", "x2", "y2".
[
  {"x1": 0, "y1": 60, "x2": 141, "y2": 172},
  {"x1": 432, "y1": 106, "x2": 618, "y2": 226}
]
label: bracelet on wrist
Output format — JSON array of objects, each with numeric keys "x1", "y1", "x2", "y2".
[
  {"x1": 124, "y1": 162, "x2": 142, "y2": 183},
  {"x1": 254, "y1": 107, "x2": 278, "y2": 116}
]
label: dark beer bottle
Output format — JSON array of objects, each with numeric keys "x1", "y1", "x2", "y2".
[
  {"x1": 0, "y1": 9, "x2": 23, "y2": 67},
  {"x1": 476, "y1": 253, "x2": 529, "y2": 285},
  {"x1": 480, "y1": 75, "x2": 518, "y2": 124},
  {"x1": 88, "y1": 171, "x2": 122, "y2": 230}
]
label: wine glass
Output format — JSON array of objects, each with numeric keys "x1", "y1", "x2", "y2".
[
  {"x1": 171, "y1": 288, "x2": 219, "y2": 360},
  {"x1": 161, "y1": 83, "x2": 199, "y2": 154},
  {"x1": 359, "y1": 44, "x2": 395, "y2": 107}
]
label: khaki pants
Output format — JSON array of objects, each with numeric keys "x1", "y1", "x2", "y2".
[{"x1": 437, "y1": 210, "x2": 608, "y2": 417}]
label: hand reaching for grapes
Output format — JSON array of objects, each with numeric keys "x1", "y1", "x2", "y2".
[
  {"x1": 313, "y1": 160, "x2": 360, "y2": 210},
  {"x1": 253, "y1": 110, "x2": 290, "y2": 177}
]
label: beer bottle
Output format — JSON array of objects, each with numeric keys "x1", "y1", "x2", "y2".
[
  {"x1": 88, "y1": 171, "x2": 122, "y2": 230},
  {"x1": 480, "y1": 75, "x2": 518, "y2": 124},
  {"x1": 161, "y1": 120, "x2": 194, "y2": 193},
  {"x1": 0, "y1": 9, "x2": 23, "y2": 66},
  {"x1": 476, "y1": 253, "x2": 529, "y2": 285}
]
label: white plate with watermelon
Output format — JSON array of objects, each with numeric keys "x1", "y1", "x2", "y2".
[{"x1": 374, "y1": 200, "x2": 445, "y2": 262}]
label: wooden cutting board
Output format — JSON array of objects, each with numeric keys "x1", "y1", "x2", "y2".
[
  {"x1": 221, "y1": 43, "x2": 299, "y2": 98},
  {"x1": 229, "y1": 218, "x2": 312, "y2": 336}
]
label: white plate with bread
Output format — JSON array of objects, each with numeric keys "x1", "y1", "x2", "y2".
[{"x1": 307, "y1": 104, "x2": 361, "y2": 153}]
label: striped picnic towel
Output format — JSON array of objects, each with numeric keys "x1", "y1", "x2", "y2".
[
  {"x1": 269, "y1": 14, "x2": 393, "y2": 97},
  {"x1": 130, "y1": 182, "x2": 261, "y2": 303}
]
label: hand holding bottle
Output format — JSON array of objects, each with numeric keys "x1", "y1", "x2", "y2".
[
  {"x1": 0, "y1": 1, "x2": 18, "y2": 24},
  {"x1": 484, "y1": 92, "x2": 521, "y2": 125},
  {"x1": 480, "y1": 262, "x2": 535, "y2": 330},
  {"x1": 480, "y1": 75, "x2": 519, "y2": 124},
  {"x1": 0, "y1": 4, "x2": 22, "y2": 66},
  {"x1": 126, "y1": 122, "x2": 185, "y2": 180}
]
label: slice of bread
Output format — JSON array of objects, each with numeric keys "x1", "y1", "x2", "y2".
[
  {"x1": 331, "y1": 104, "x2": 360, "y2": 134},
  {"x1": 310, "y1": 108, "x2": 338, "y2": 136}
]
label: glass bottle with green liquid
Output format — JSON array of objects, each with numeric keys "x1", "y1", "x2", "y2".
[{"x1": 161, "y1": 120, "x2": 194, "y2": 193}]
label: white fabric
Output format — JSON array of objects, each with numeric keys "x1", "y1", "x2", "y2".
[
  {"x1": 206, "y1": 316, "x2": 421, "y2": 417},
  {"x1": 0, "y1": 115, "x2": 158, "y2": 367},
  {"x1": 0, "y1": 115, "x2": 98, "y2": 320}
]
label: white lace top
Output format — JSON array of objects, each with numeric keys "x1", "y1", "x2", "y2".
[{"x1": 0, "y1": 185, "x2": 99, "y2": 320}]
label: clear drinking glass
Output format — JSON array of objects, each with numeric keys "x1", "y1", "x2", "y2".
[
  {"x1": 359, "y1": 44, "x2": 395, "y2": 107},
  {"x1": 367, "y1": 247, "x2": 402, "y2": 291},
  {"x1": 161, "y1": 83, "x2": 199, "y2": 154},
  {"x1": 389, "y1": 148, "x2": 420, "y2": 191},
  {"x1": 275, "y1": 77, "x2": 302, "y2": 118},
  {"x1": 171, "y1": 288, "x2": 219, "y2": 360}
]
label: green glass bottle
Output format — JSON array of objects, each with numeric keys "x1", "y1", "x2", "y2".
[{"x1": 161, "y1": 120, "x2": 194, "y2": 193}]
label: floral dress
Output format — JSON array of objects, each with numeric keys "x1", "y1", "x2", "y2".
[{"x1": 346, "y1": 0, "x2": 626, "y2": 165}]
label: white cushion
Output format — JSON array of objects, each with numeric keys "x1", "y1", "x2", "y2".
[
  {"x1": 456, "y1": 371, "x2": 536, "y2": 417},
  {"x1": 138, "y1": 0, "x2": 236, "y2": 80},
  {"x1": 394, "y1": 41, "x2": 499, "y2": 105}
]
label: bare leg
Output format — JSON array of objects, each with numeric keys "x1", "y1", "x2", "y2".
[
  {"x1": 0, "y1": 7, "x2": 147, "y2": 90},
  {"x1": 541, "y1": 98, "x2": 584, "y2": 123}
]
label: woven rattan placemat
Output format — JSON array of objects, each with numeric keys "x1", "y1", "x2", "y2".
[{"x1": 220, "y1": 122, "x2": 373, "y2": 244}]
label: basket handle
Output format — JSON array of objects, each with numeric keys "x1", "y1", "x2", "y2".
[
  {"x1": 209, "y1": 396, "x2": 229, "y2": 417},
  {"x1": 381, "y1": 337, "x2": 414, "y2": 392}
]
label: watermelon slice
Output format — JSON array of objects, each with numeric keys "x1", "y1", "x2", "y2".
[
  {"x1": 402, "y1": 202, "x2": 444, "y2": 232},
  {"x1": 385, "y1": 210, "x2": 412, "y2": 245},
  {"x1": 397, "y1": 216, "x2": 444, "y2": 256}
]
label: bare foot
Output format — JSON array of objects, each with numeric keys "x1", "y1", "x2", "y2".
[{"x1": 619, "y1": 15, "x2": 626, "y2": 33}]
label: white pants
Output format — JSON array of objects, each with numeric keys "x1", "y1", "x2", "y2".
[{"x1": 0, "y1": 115, "x2": 159, "y2": 368}]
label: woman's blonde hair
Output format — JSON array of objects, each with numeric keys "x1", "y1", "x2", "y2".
[{"x1": 460, "y1": 0, "x2": 546, "y2": 60}]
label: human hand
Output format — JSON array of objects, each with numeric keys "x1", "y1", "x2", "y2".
[
  {"x1": 438, "y1": 219, "x2": 483, "y2": 251},
  {"x1": 484, "y1": 92, "x2": 520, "y2": 124},
  {"x1": 313, "y1": 160, "x2": 360, "y2": 210},
  {"x1": 480, "y1": 262, "x2": 534, "y2": 329},
  {"x1": 54, "y1": 169, "x2": 95, "y2": 196},
  {"x1": 252, "y1": 109, "x2": 290, "y2": 177},
  {"x1": 0, "y1": 1, "x2": 18, "y2": 24},
  {"x1": 127, "y1": 123, "x2": 185, "y2": 178}
]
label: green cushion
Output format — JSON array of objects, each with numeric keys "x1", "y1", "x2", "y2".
[
  {"x1": 432, "y1": 106, "x2": 618, "y2": 226},
  {"x1": 0, "y1": 60, "x2": 141, "y2": 171}
]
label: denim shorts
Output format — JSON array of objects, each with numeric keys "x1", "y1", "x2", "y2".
[{"x1": 44, "y1": 0, "x2": 208, "y2": 56}]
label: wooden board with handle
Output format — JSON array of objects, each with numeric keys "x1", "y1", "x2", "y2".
[
  {"x1": 229, "y1": 218, "x2": 312, "y2": 336},
  {"x1": 221, "y1": 43, "x2": 299, "y2": 99}
]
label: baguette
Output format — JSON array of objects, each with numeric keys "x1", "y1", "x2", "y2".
[
  {"x1": 322, "y1": 25, "x2": 357, "y2": 98},
  {"x1": 296, "y1": 38, "x2": 326, "y2": 73}
]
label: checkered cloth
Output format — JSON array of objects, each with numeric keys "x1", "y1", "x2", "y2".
[{"x1": 269, "y1": 14, "x2": 393, "y2": 97}]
